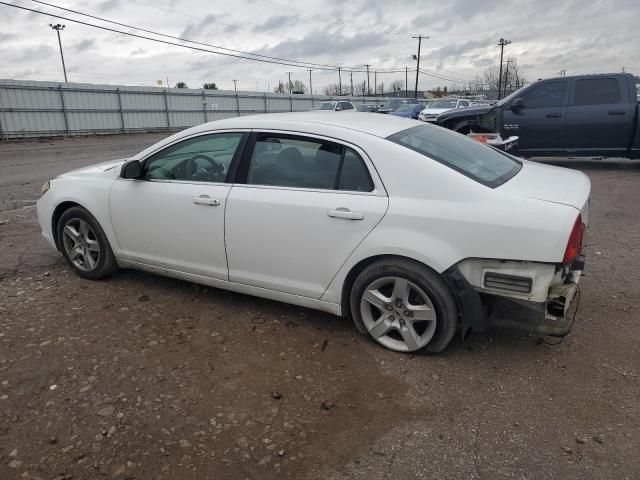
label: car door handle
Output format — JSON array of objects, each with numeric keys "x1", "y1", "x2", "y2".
[
  {"x1": 193, "y1": 195, "x2": 220, "y2": 206},
  {"x1": 608, "y1": 110, "x2": 626, "y2": 115},
  {"x1": 545, "y1": 113, "x2": 562, "y2": 118},
  {"x1": 327, "y1": 209, "x2": 364, "y2": 220}
]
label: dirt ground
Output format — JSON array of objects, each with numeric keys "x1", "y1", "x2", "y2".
[{"x1": 0, "y1": 134, "x2": 639, "y2": 480}]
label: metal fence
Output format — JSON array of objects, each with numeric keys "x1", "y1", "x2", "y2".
[{"x1": 0, "y1": 79, "x2": 399, "y2": 139}]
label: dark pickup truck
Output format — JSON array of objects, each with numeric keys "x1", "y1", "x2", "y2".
[{"x1": 437, "y1": 73, "x2": 640, "y2": 158}]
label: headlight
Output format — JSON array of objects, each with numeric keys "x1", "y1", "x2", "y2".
[{"x1": 41, "y1": 181, "x2": 50, "y2": 195}]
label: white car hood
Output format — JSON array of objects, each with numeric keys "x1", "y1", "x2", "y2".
[
  {"x1": 57, "y1": 158, "x2": 128, "y2": 178},
  {"x1": 498, "y1": 160, "x2": 591, "y2": 213},
  {"x1": 420, "y1": 108, "x2": 453, "y2": 115}
]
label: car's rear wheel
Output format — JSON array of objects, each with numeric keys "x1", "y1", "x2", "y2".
[
  {"x1": 57, "y1": 206, "x2": 117, "y2": 279},
  {"x1": 350, "y1": 259, "x2": 458, "y2": 354}
]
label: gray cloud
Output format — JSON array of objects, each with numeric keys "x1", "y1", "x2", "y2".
[
  {"x1": 73, "y1": 38, "x2": 95, "y2": 53},
  {"x1": 0, "y1": 0, "x2": 638, "y2": 91},
  {"x1": 253, "y1": 15, "x2": 299, "y2": 33}
]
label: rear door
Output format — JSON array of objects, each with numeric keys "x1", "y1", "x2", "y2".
[
  {"x1": 564, "y1": 76, "x2": 633, "y2": 156},
  {"x1": 225, "y1": 132, "x2": 388, "y2": 299},
  {"x1": 502, "y1": 79, "x2": 568, "y2": 155}
]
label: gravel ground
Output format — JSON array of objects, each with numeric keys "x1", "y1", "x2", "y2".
[{"x1": 0, "y1": 134, "x2": 639, "y2": 480}]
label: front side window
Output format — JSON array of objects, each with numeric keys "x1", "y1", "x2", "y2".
[
  {"x1": 573, "y1": 78, "x2": 620, "y2": 105},
  {"x1": 246, "y1": 134, "x2": 374, "y2": 191},
  {"x1": 387, "y1": 124, "x2": 522, "y2": 188},
  {"x1": 144, "y1": 133, "x2": 244, "y2": 183},
  {"x1": 520, "y1": 81, "x2": 567, "y2": 108},
  {"x1": 340, "y1": 102, "x2": 354, "y2": 110}
]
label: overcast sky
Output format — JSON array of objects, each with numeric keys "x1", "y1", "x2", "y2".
[{"x1": 1, "y1": 0, "x2": 638, "y2": 93}]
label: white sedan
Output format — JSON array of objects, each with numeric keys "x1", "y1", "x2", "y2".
[{"x1": 37, "y1": 113, "x2": 590, "y2": 354}]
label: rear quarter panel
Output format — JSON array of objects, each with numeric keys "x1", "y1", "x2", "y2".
[{"x1": 321, "y1": 139, "x2": 579, "y2": 304}]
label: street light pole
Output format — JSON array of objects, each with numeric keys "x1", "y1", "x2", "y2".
[
  {"x1": 307, "y1": 68, "x2": 313, "y2": 95},
  {"x1": 232, "y1": 79, "x2": 238, "y2": 92},
  {"x1": 405, "y1": 66, "x2": 408, "y2": 98},
  {"x1": 497, "y1": 38, "x2": 511, "y2": 99},
  {"x1": 338, "y1": 66, "x2": 342, "y2": 96},
  {"x1": 286, "y1": 72, "x2": 292, "y2": 94},
  {"x1": 49, "y1": 23, "x2": 68, "y2": 83}
]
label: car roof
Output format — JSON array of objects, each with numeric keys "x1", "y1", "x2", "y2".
[{"x1": 180, "y1": 112, "x2": 419, "y2": 139}]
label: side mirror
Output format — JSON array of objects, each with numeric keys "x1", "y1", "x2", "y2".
[
  {"x1": 121, "y1": 160, "x2": 143, "y2": 179},
  {"x1": 509, "y1": 98, "x2": 524, "y2": 111},
  {"x1": 335, "y1": 106, "x2": 343, "y2": 111}
]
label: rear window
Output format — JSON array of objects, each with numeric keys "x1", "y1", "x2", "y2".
[
  {"x1": 573, "y1": 78, "x2": 620, "y2": 105},
  {"x1": 387, "y1": 125, "x2": 522, "y2": 188}
]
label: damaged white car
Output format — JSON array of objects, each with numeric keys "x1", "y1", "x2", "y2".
[{"x1": 37, "y1": 113, "x2": 589, "y2": 354}]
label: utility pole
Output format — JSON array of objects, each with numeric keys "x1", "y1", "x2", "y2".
[
  {"x1": 49, "y1": 24, "x2": 68, "y2": 83},
  {"x1": 503, "y1": 60, "x2": 514, "y2": 96},
  {"x1": 232, "y1": 79, "x2": 238, "y2": 92},
  {"x1": 621, "y1": 66, "x2": 626, "y2": 73},
  {"x1": 559, "y1": 69, "x2": 566, "y2": 77},
  {"x1": 497, "y1": 38, "x2": 511, "y2": 99},
  {"x1": 405, "y1": 66, "x2": 408, "y2": 98},
  {"x1": 286, "y1": 72, "x2": 292, "y2": 94},
  {"x1": 374, "y1": 71, "x2": 377, "y2": 96},
  {"x1": 412, "y1": 35, "x2": 427, "y2": 99},
  {"x1": 338, "y1": 67, "x2": 342, "y2": 95},
  {"x1": 350, "y1": 72, "x2": 353, "y2": 96},
  {"x1": 307, "y1": 69, "x2": 313, "y2": 95},
  {"x1": 364, "y1": 64, "x2": 371, "y2": 95}
]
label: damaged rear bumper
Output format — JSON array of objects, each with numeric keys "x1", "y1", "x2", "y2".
[{"x1": 445, "y1": 257, "x2": 584, "y2": 338}]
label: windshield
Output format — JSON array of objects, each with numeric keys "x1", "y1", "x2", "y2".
[
  {"x1": 315, "y1": 102, "x2": 337, "y2": 110},
  {"x1": 387, "y1": 124, "x2": 522, "y2": 188},
  {"x1": 394, "y1": 104, "x2": 417, "y2": 112},
  {"x1": 496, "y1": 84, "x2": 529, "y2": 106},
  {"x1": 428, "y1": 100, "x2": 458, "y2": 109}
]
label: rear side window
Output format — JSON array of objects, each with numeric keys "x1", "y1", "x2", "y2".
[
  {"x1": 338, "y1": 149, "x2": 374, "y2": 192},
  {"x1": 521, "y1": 80, "x2": 567, "y2": 108},
  {"x1": 573, "y1": 78, "x2": 620, "y2": 105},
  {"x1": 246, "y1": 134, "x2": 374, "y2": 191},
  {"x1": 387, "y1": 125, "x2": 522, "y2": 188}
]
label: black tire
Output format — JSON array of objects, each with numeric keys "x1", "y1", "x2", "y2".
[
  {"x1": 350, "y1": 258, "x2": 458, "y2": 354},
  {"x1": 57, "y1": 206, "x2": 118, "y2": 280}
]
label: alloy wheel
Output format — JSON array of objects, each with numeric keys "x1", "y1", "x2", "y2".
[
  {"x1": 360, "y1": 276, "x2": 437, "y2": 352},
  {"x1": 61, "y1": 218, "x2": 101, "y2": 272}
]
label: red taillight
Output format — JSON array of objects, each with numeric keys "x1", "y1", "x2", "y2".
[{"x1": 563, "y1": 214, "x2": 584, "y2": 265}]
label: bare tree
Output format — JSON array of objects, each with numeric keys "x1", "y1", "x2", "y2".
[
  {"x1": 323, "y1": 83, "x2": 341, "y2": 96},
  {"x1": 273, "y1": 81, "x2": 286, "y2": 94},
  {"x1": 291, "y1": 80, "x2": 307, "y2": 94},
  {"x1": 175, "y1": 81, "x2": 188, "y2": 89},
  {"x1": 390, "y1": 79, "x2": 404, "y2": 93},
  {"x1": 481, "y1": 59, "x2": 527, "y2": 97}
]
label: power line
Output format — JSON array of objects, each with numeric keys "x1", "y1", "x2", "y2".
[
  {"x1": 0, "y1": 1, "x2": 404, "y2": 74},
  {"x1": 30, "y1": 0, "x2": 350, "y2": 71}
]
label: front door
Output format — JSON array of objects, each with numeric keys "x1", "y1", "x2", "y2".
[
  {"x1": 109, "y1": 131, "x2": 247, "y2": 279},
  {"x1": 502, "y1": 79, "x2": 568, "y2": 155},
  {"x1": 225, "y1": 132, "x2": 388, "y2": 299}
]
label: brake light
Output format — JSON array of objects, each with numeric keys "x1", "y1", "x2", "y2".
[{"x1": 563, "y1": 214, "x2": 584, "y2": 265}]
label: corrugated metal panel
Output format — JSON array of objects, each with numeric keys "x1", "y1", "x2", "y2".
[{"x1": 0, "y1": 78, "x2": 403, "y2": 138}]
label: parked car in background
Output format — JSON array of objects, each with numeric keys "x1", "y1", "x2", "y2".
[
  {"x1": 389, "y1": 103, "x2": 424, "y2": 119},
  {"x1": 37, "y1": 112, "x2": 590, "y2": 354},
  {"x1": 314, "y1": 101, "x2": 355, "y2": 111},
  {"x1": 355, "y1": 104, "x2": 379, "y2": 113},
  {"x1": 437, "y1": 73, "x2": 640, "y2": 159},
  {"x1": 379, "y1": 98, "x2": 422, "y2": 114},
  {"x1": 418, "y1": 98, "x2": 471, "y2": 122}
]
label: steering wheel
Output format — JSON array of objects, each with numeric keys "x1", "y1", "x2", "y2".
[{"x1": 188, "y1": 154, "x2": 225, "y2": 181}]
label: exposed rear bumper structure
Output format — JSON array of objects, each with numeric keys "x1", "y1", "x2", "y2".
[{"x1": 446, "y1": 256, "x2": 584, "y2": 338}]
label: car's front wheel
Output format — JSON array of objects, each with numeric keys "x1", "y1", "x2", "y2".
[
  {"x1": 350, "y1": 259, "x2": 458, "y2": 354},
  {"x1": 57, "y1": 206, "x2": 117, "y2": 280}
]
